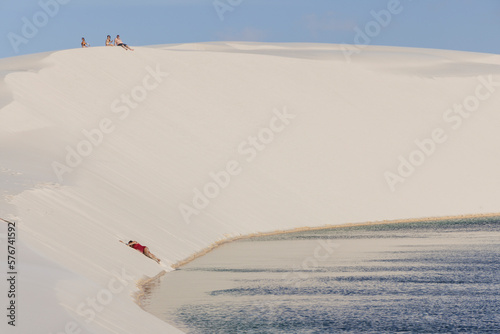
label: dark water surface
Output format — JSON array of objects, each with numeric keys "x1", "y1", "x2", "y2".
[{"x1": 142, "y1": 218, "x2": 500, "y2": 333}]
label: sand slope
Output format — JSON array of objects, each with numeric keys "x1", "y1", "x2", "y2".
[{"x1": 1, "y1": 42, "x2": 500, "y2": 333}]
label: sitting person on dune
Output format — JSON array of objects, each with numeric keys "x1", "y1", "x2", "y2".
[
  {"x1": 81, "y1": 37, "x2": 89, "y2": 48},
  {"x1": 114, "y1": 35, "x2": 134, "y2": 51},
  {"x1": 127, "y1": 240, "x2": 160, "y2": 263},
  {"x1": 105, "y1": 35, "x2": 114, "y2": 46}
]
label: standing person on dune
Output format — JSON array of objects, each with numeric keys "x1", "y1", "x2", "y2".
[{"x1": 114, "y1": 35, "x2": 134, "y2": 51}]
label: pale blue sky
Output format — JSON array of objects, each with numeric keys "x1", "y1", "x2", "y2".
[{"x1": 0, "y1": 0, "x2": 499, "y2": 59}]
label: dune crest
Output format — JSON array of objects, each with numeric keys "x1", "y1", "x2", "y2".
[{"x1": 1, "y1": 43, "x2": 500, "y2": 333}]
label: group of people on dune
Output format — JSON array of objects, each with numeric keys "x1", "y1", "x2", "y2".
[{"x1": 81, "y1": 35, "x2": 134, "y2": 51}]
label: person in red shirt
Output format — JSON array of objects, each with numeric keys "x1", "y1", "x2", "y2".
[{"x1": 127, "y1": 240, "x2": 160, "y2": 264}]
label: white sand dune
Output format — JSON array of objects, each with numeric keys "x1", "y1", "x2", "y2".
[{"x1": 1, "y1": 43, "x2": 500, "y2": 333}]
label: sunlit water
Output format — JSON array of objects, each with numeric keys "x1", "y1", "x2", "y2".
[{"x1": 142, "y1": 218, "x2": 500, "y2": 333}]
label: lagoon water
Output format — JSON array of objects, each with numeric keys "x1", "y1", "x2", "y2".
[{"x1": 142, "y1": 218, "x2": 500, "y2": 333}]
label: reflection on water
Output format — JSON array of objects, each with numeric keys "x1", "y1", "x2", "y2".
[
  {"x1": 142, "y1": 218, "x2": 500, "y2": 333},
  {"x1": 136, "y1": 270, "x2": 165, "y2": 307}
]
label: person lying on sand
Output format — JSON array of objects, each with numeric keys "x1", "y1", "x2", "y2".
[
  {"x1": 114, "y1": 35, "x2": 134, "y2": 51},
  {"x1": 127, "y1": 240, "x2": 160, "y2": 263}
]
